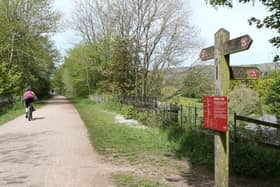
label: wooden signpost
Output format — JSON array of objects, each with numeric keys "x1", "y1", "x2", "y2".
[
  {"x1": 200, "y1": 28, "x2": 257, "y2": 187},
  {"x1": 230, "y1": 66, "x2": 260, "y2": 80}
]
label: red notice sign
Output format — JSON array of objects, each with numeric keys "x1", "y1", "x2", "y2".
[{"x1": 203, "y1": 96, "x2": 228, "y2": 132}]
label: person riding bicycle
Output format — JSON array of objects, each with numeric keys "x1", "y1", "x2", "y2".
[{"x1": 23, "y1": 86, "x2": 37, "y2": 118}]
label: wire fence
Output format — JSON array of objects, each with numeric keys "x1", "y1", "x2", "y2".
[
  {"x1": 116, "y1": 95, "x2": 280, "y2": 149},
  {"x1": 88, "y1": 94, "x2": 280, "y2": 149}
]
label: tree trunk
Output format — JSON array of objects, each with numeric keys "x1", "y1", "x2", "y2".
[
  {"x1": 86, "y1": 67, "x2": 91, "y2": 95},
  {"x1": 9, "y1": 33, "x2": 15, "y2": 68}
]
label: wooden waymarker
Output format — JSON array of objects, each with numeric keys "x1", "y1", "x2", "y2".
[
  {"x1": 200, "y1": 28, "x2": 254, "y2": 187},
  {"x1": 230, "y1": 66, "x2": 260, "y2": 80},
  {"x1": 200, "y1": 34, "x2": 252, "y2": 61}
]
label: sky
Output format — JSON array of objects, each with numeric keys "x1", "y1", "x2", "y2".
[{"x1": 52, "y1": 0, "x2": 278, "y2": 66}]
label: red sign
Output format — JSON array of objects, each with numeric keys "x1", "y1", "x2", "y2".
[
  {"x1": 250, "y1": 68, "x2": 259, "y2": 78},
  {"x1": 203, "y1": 96, "x2": 228, "y2": 132}
]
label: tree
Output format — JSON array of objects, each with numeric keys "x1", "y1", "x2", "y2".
[
  {"x1": 111, "y1": 37, "x2": 134, "y2": 95},
  {"x1": 60, "y1": 44, "x2": 97, "y2": 96},
  {"x1": 229, "y1": 84, "x2": 262, "y2": 116},
  {"x1": 71, "y1": 0, "x2": 200, "y2": 96},
  {"x1": 182, "y1": 66, "x2": 215, "y2": 98},
  {"x1": 266, "y1": 70, "x2": 280, "y2": 119},
  {"x1": 0, "y1": 0, "x2": 60, "y2": 97},
  {"x1": 206, "y1": 0, "x2": 280, "y2": 50}
]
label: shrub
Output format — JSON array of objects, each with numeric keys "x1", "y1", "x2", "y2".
[{"x1": 229, "y1": 84, "x2": 262, "y2": 116}]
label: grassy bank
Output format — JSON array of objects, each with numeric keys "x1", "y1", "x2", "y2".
[
  {"x1": 73, "y1": 98, "x2": 191, "y2": 186},
  {"x1": 74, "y1": 98, "x2": 280, "y2": 186},
  {"x1": 0, "y1": 101, "x2": 25, "y2": 125},
  {"x1": 0, "y1": 96, "x2": 50, "y2": 125}
]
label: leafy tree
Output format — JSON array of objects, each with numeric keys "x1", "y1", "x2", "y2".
[
  {"x1": 229, "y1": 84, "x2": 262, "y2": 116},
  {"x1": 161, "y1": 86, "x2": 178, "y2": 100},
  {"x1": 265, "y1": 70, "x2": 280, "y2": 118},
  {"x1": 57, "y1": 37, "x2": 116, "y2": 96},
  {"x1": 51, "y1": 67, "x2": 65, "y2": 94},
  {"x1": 147, "y1": 69, "x2": 163, "y2": 97},
  {"x1": 182, "y1": 66, "x2": 215, "y2": 98},
  {"x1": 71, "y1": 0, "x2": 200, "y2": 97},
  {"x1": 207, "y1": 0, "x2": 280, "y2": 50},
  {"x1": 0, "y1": 0, "x2": 60, "y2": 98},
  {"x1": 111, "y1": 37, "x2": 134, "y2": 95},
  {"x1": 61, "y1": 45, "x2": 96, "y2": 96}
]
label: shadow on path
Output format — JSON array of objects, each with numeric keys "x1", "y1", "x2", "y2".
[
  {"x1": 0, "y1": 131, "x2": 55, "y2": 186},
  {"x1": 44, "y1": 96, "x2": 74, "y2": 105},
  {"x1": 32, "y1": 117, "x2": 45, "y2": 121}
]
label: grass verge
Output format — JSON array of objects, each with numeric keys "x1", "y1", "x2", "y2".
[
  {"x1": 113, "y1": 173, "x2": 172, "y2": 187},
  {"x1": 73, "y1": 98, "x2": 190, "y2": 186},
  {"x1": 0, "y1": 96, "x2": 51, "y2": 125},
  {"x1": 0, "y1": 101, "x2": 25, "y2": 125},
  {"x1": 73, "y1": 98, "x2": 280, "y2": 186}
]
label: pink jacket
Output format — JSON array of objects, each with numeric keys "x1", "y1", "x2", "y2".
[{"x1": 23, "y1": 90, "x2": 34, "y2": 100}]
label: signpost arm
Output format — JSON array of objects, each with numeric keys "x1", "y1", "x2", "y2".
[{"x1": 214, "y1": 28, "x2": 230, "y2": 187}]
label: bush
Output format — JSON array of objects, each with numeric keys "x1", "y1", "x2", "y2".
[
  {"x1": 266, "y1": 70, "x2": 280, "y2": 119},
  {"x1": 231, "y1": 141, "x2": 280, "y2": 177},
  {"x1": 229, "y1": 84, "x2": 262, "y2": 116},
  {"x1": 97, "y1": 100, "x2": 280, "y2": 179}
]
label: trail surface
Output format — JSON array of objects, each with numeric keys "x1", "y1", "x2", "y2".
[{"x1": 0, "y1": 96, "x2": 114, "y2": 187}]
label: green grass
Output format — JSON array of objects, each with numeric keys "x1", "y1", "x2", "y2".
[
  {"x1": 171, "y1": 96, "x2": 202, "y2": 107},
  {"x1": 0, "y1": 97, "x2": 50, "y2": 125},
  {"x1": 0, "y1": 101, "x2": 25, "y2": 125},
  {"x1": 73, "y1": 97, "x2": 280, "y2": 185},
  {"x1": 73, "y1": 98, "x2": 186, "y2": 186},
  {"x1": 74, "y1": 98, "x2": 176, "y2": 157},
  {"x1": 114, "y1": 173, "x2": 172, "y2": 187}
]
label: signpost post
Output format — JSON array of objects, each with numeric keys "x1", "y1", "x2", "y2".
[{"x1": 200, "y1": 28, "x2": 255, "y2": 187}]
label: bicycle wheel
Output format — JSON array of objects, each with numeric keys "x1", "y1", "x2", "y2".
[{"x1": 28, "y1": 104, "x2": 32, "y2": 121}]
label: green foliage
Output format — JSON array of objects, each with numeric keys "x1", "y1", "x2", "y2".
[
  {"x1": 114, "y1": 173, "x2": 171, "y2": 187},
  {"x1": 103, "y1": 101, "x2": 161, "y2": 127},
  {"x1": 147, "y1": 69, "x2": 164, "y2": 97},
  {"x1": 0, "y1": 99, "x2": 24, "y2": 125},
  {"x1": 231, "y1": 142, "x2": 280, "y2": 177},
  {"x1": 266, "y1": 70, "x2": 280, "y2": 118},
  {"x1": 111, "y1": 37, "x2": 135, "y2": 95},
  {"x1": 75, "y1": 97, "x2": 280, "y2": 179},
  {"x1": 73, "y1": 98, "x2": 175, "y2": 156},
  {"x1": 161, "y1": 86, "x2": 177, "y2": 100},
  {"x1": 50, "y1": 67, "x2": 65, "y2": 94},
  {"x1": 172, "y1": 96, "x2": 202, "y2": 106},
  {"x1": 182, "y1": 66, "x2": 215, "y2": 98},
  {"x1": 0, "y1": 0, "x2": 59, "y2": 98},
  {"x1": 120, "y1": 105, "x2": 137, "y2": 119},
  {"x1": 163, "y1": 126, "x2": 214, "y2": 168},
  {"x1": 55, "y1": 36, "x2": 137, "y2": 97},
  {"x1": 229, "y1": 84, "x2": 262, "y2": 116},
  {"x1": 207, "y1": 0, "x2": 280, "y2": 50}
]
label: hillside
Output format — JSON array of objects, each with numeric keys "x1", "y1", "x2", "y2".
[{"x1": 162, "y1": 62, "x2": 280, "y2": 87}]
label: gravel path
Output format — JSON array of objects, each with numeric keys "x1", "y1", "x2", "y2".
[{"x1": 0, "y1": 96, "x2": 115, "y2": 187}]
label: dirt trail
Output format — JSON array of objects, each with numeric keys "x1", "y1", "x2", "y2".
[{"x1": 0, "y1": 96, "x2": 116, "y2": 187}]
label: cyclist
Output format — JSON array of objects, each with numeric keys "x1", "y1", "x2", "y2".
[{"x1": 23, "y1": 86, "x2": 37, "y2": 118}]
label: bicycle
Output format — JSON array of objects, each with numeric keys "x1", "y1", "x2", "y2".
[{"x1": 27, "y1": 102, "x2": 33, "y2": 121}]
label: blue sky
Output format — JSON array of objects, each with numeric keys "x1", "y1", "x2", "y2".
[{"x1": 52, "y1": 0, "x2": 278, "y2": 66}]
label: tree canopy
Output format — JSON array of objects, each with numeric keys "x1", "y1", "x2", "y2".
[
  {"x1": 66, "y1": 0, "x2": 201, "y2": 97},
  {"x1": 207, "y1": 0, "x2": 280, "y2": 58},
  {"x1": 0, "y1": 0, "x2": 60, "y2": 98}
]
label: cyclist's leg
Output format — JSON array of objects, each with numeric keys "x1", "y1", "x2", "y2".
[
  {"x1": 25, "y1": 100, "x2": 29, "y2": 118},
  {"x1": 28, "y1": 102, "x2": 33, "y2": 120}
]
